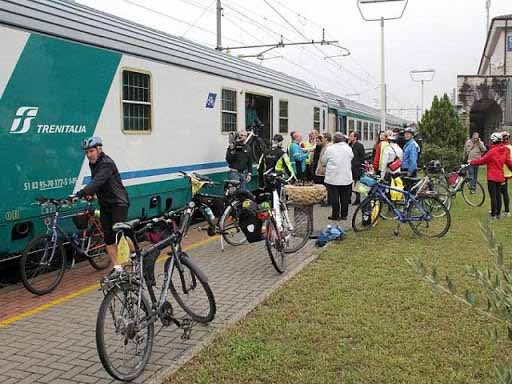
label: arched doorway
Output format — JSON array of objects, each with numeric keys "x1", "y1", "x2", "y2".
[{"x1": 470, "y1": 99, "x2": 503, "y2": 142}]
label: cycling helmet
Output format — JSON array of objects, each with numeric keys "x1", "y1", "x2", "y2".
[
  {"x1": 502, "y1": 131, "x2": 510, "y2": 139},
  {"x1": 81, "y1": 136, "x2": 103, "y2": 150},
  {"x1": 404, "y1": 127, "x2": 415, "y2": 134},
  {"x1": 272, "y1": 134, "x2": 284, "y2": 143},
  {"x1": 490, "y1": 132, "x2": 502, "y2": 144}
]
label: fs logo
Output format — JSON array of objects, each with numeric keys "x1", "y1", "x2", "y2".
[{"x1": 10, "y1": 107, "x2": 39, "y2": 134}]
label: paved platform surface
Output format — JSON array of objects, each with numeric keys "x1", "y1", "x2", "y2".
[{"x1": 0, "y1": 205, "x2": 351, "y2": 384}]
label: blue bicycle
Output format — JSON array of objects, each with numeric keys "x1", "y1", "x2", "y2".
[{"x1": 352, "y1": 175, "x2": 451, "y2": 238}]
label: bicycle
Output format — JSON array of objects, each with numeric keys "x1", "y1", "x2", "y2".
[
  {"x1": 434, "y1": 164, "x2": 486, "y2": 207},
  {"x1": 257, "y1": 172, "x2": 313, "y2": 272},
  {"x1": 352, "y1": 175, "x2": 451, "y2": 238},
  {"x1": 20, "y1": 197, "x2": 109, "y2": 295},
  {"x1": 179, "y1": 171, "x2": 250, "y2": 248},
  {"x1": 96, "y1": 202, "x2": 216, "y2": 382}
]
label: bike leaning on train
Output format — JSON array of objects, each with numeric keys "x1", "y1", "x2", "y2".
[
  {"x1": 352, "y1": 174, "x2": 451, "y2": 238},
  {"x1": 20, "y1": 197, "x2": 110, "y2": 295},
  {"x1": 96, "y1": 202, "x2": 216, "y2": 382}
]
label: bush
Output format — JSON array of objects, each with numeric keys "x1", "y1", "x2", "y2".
[{"x1": 420, "y1": 143, "x2": 464, "y2": 171}]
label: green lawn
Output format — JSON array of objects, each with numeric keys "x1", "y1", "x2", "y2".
[{"x1": 170, "y1": 189, "x2": 512, "y2": 384}]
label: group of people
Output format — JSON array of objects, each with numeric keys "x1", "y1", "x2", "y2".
[{"x1": 467, "y1": 131, "x2": 512, "y2": 220}]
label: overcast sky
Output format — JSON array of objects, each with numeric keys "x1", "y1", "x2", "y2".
[{"x1": 78, "y1": 0, "x2": 511, "y2": 121}]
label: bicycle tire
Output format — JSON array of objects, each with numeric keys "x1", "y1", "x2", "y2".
[
  {"x1": 282, "y1": 203, "x2": 312, "y2": 254},
  {"x1": 407, "y1": 196, "x2": 451, "y2": 238},
  {"x1": 250, "y1": 138, "x2": 266, "y2": 162},
  {"x1": 265, "y1": 217, "x2": 287, "y2": 273},
  {"x1": 87, "y1": 232, "x2": 110, "y2": 270},
  {"x1": 219, "y1": 201, "x2": 247, "y2": 246},
  {"x1": 352, "y1": 197, "x2": 382, "y2": 232},
  {"x1": 20, "y1": 234, "x2": 66, "y2": 295},
  {"x1": 461, "y1": 180, "x2": 486, "y2": 207},
  {"x1": 168, "y1": 255, "x2": 216, "y2": 323},
  {"x1": 96, "y1": 283, "x2": 154, "y2": 382}
]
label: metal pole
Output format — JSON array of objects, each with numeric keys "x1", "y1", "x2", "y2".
[
  {"x1": 380, "y1": 17, "x2": 386, "y2": 132},
  {"x1": 420, "y1": 80, "x2": 424, "y2": 119},
  {"x1": 416, "y1": 106, "x2": 419, "y2": 122},
  {"x1": 486, "y1": 0, "x2": 491, "y2": 35},
  {"x1": 216, "y1": 0, "x2": 222, "y2": 51}
]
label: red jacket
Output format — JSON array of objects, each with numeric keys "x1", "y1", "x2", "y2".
[
  {"x1": 373, "y1": 141, "x2": 382, "y2": 171},
  {"x1": 470, "y1": 143, "x2": 512, "y2": 183}
]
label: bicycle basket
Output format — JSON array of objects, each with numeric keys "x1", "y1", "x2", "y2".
[
  {"x1": 72, "y1": 212, "x2": 90, "y2": 230},
  {"x1": 145, "y1": 221, "x2": 176, "y2": 244},
  {"x1": 284, "y1": 184, "x2": 327, "y2": 206}
]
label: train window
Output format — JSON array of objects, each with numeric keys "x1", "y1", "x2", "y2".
[
  {"x1": 221, "y1": 89, "x2": 237, "y2": 133},
  {"x1": 279, "y1": 100, "x2": 288, "y2": 133},
  {"x1": 363, "y1": 121, "x2": 369, "y2": 141},
  {"x1": 356, "y1": 120, "x2": 362, "y2": 136},
  {"x1": 348, "y1": 118, "x2": 354, "y2": 134},
  {"x1": 314, "y1": 107, "x2": 320, "y2": 130},
  {"x1": 122, "y1": 70, "x2": 152, "y2": 133},
  {"x1": 322, "y1": 109, "x2": 326, "y2": 131}
]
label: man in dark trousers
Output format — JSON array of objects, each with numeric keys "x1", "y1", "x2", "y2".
[
  {"x1": 75, "y1": 136, "x2": 129, "y2": 275},
  {"x1": 349, "y1": 131, "x2": 365, "y2": 205},
  {"x1": 226, "y1": 131, "x2": 252, "y2": 191}
]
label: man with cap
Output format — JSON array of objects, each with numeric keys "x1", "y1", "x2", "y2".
[
  {"x1": 402, "y1": 127, "x2": 419, "y2": 177},
  {"x1": 74, "y1": 136, "x2": 130, "y2": 274}
]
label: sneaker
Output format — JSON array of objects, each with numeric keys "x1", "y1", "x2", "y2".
[
  {"x1": 503, "y1": 212, "x2": 511, "y2": 218},
  {"x1": 490, "y1": 216, "x2": 498, "y2": 221}
]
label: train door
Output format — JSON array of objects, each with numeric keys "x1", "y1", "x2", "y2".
[{"x1": 245, "y1": 93, "x2": 273, "y2": 143}]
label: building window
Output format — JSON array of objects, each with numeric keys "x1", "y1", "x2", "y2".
[
  {"x1": 314, "y1": 107, "x2": 320, "y2": 130},
  {"x1": 279, "y1": 100, "x2": 288, "y2": 133},
  {"x1": 122, "y1": 70, "x2": 151, "y2": 132},
  {"x1": 221, "y1": 89, "x2": 237, "y2": 133}
]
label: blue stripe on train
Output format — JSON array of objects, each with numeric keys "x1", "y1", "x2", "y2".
[{"x1": 83, "y1": 161, "x2": 228, "y2": 184}]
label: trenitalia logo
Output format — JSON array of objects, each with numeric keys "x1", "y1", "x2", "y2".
[
  {"x1": 10, "y1": 107, "x2": 39, "y2": 134},
  {"x1": 9, "y1": 106, "x2": 87, "y2": 134}
]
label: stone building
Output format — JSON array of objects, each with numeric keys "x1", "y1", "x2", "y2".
[{"x1": 457, "y1": 14, "x2": 512, "y2": 141}]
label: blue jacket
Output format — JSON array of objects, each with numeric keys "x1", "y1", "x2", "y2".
[
  {"x1": 402, "y1": 139, "x2": 419, "y2": 175},
  {"x1": 288, "y1": 142, "x2": 308, "y2": 174}
]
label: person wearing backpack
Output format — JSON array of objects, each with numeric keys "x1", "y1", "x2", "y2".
[
  {"x1": 258, "y1": 134, "x2": 295, "y2": 188},
  {"x1": 382, "y1": 132, "x2": 403, "y2": 180}
]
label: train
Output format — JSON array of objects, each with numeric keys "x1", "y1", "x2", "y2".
[{"x1": 0, "y1": 0, "x2": 407, "y2": 260}]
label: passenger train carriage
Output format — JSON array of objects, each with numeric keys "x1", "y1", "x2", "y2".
[{"x1": 0, "y1": 0, "x2": 406, "y2": 260}]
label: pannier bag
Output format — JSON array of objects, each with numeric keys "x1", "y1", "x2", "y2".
[
  {"x1": 447, "y1": 172, "x2": 459, "y2": 187},
  {"x1": 238, "y1": 199, "x2": 267, "y2": 243},
  {"x1": 390, "y1": 177, "x2": 404, "y2": 201}
]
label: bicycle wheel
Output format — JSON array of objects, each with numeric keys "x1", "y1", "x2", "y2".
[
  {"x1": 265, "y1": 217, "x2": 287, "y2": 273},
  {"x1": 461, "y1": 180, "x2": 486, "y2": 207},
  {"x1": 20, "y1": 234, "x2": 66, "y2": 295},
  {"x1": 408, "y1": 196, "x2": 451, "y2": 238},
  {"x1": 352, "y1": 197, "x2": 382, "y2": 232},
  {"x1": 96, "y1": 283, "x2": 154, "y2": 382},
  {"x1": 419, "y1": 181, "x2": 452, "y2": 213},
  {"x1": 250, "y1": 138, "x2": 266, "y2": 162},
  {"x1": 282, "y1": 203, "x2": 312, "y2": 254},
  {"x1": 168, "y1": 254, "x2": 216, "y2": 323},
  {"x1": 219, "y1": 201, "x2": 247, "y2": 246},
  {"x1": 87, "y1": 231, "x2": 110, "y2": 270}
]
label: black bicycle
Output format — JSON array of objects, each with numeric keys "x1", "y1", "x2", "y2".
[
  {"x1": 20, "y1": 197, "x2": 110, "y2": 295},
  {"x1": 96, "y1": 202, "x2": 215, "y2": 382}
]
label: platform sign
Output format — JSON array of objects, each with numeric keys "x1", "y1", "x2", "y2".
[
  {"x1": 508, "y1": 34, "x2": 512, "y2": 52},
  {"x1": 205, "y1": 93, "x2": 217, "y2": 108}
]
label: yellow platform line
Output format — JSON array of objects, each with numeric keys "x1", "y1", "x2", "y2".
[{"x1": 0, "y1": 236, "x2": 220, "y2": 328}]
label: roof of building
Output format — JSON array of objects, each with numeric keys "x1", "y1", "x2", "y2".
[
  {"x1": 478, "y1": 14, "x2": 512, "y2": 74},
  {"x1": 0, "y1": 0, "x2": 324, "y2": 101}
]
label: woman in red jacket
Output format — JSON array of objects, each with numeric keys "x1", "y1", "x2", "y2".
[{"x1": 470, "y1": 132, "x2": 512, "y2": 219}]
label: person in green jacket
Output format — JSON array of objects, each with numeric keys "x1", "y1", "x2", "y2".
[
  {"x1": 288, "y1": 131, "x2": 310, "y2": 181},
  {"x1": 258, "y1": 134, "x2": 295, "y2": 189}
]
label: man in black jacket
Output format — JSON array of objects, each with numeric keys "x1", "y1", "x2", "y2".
[
  {"x1": 349, "y1": 131, "x2": 365, "y2": 205},
  {"x1": 226, "y1": 131, "x2": 252, "y2": 190},
  {"x1": 75, "y1": 136, "x2": 129, "y2": 273}
]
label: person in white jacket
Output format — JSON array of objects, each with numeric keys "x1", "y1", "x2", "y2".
[
  {"x1": 320, "y1": 133, "x2": 354, "y2": 220},
  {"x1": 382, "y1": 131, "x2": 403, "y2": 179}
]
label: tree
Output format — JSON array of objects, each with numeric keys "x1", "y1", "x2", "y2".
[{"x1": 418, "y1": 94, "x2": 467, "y2": 170}]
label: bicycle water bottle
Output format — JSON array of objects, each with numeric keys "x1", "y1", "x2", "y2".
[{"x1": 204, "y1": 207, "x2": 216, "y2": 225}]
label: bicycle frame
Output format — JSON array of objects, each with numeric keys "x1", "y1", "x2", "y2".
[{"x1": 372, "y1": 184, "x2": 432, "y2": 223}]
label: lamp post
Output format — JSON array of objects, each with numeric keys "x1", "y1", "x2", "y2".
[
  {"x1": 357, "y1": 0, "x2": 409, "y2": 132},
  {"x1": 410, "y1": 69, "x2": 435, "y2": 121}
]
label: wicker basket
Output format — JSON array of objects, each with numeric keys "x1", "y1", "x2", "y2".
[{"x1": 284, "y1": 184, "x2": 327, "y2": 206}]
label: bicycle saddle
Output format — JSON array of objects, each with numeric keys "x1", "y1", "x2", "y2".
[{"x1": 112, "y1": 219, "x2": 141, "y2": 231}]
